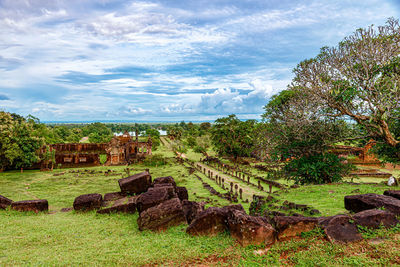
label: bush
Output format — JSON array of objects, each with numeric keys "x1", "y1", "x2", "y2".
[{"x1": 284, "y1": 153, "x2": 353, "y2": 185}]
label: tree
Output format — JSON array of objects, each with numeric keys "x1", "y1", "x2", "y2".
[
  {"x1": 291, "y1": 18, "x2": 400, "y2": 156},
  {"x1": 145, "y1": 129, "x2": 161, "y2": 150},
  {"x1": 83, "y1": 122, "x2": 112, "y2": 143},
  {"x1": 211, "y1": 115, "x2": 256, "y2": 160},
  {"x1": 0, "y1": 111, "x2": 45, "y2": 170}
]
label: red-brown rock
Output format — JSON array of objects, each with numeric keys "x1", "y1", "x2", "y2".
[
  {"x1": 152, "y1": 176, "x2": 176, "y2": 188},
  {"x1": 182, "y1": 200, "x2": 205, "y2": 224},
  {"x1": 384, "y1": 190, "x2": 400, "y2": 200},
  {"x1": 11, "y1": 199, "x2": 48, "y2": 212},
  {"x1": 97, "y1": 196, "x2": 137, "y2": 214},
  {"x1": 227, "y1": 210, "x2": 275, "y2": 246},
  {"x1": 0, "y1": 195, "x2": 13, "y2": 209},
  {"x1": 324, "y1": 215, "x2": 362, "y2": 243},
  {"x1": 136, "y1": 186, "x2": 177, "y2": 214},
  {"x1": 353, "y1": 209, "x2": 399, "y2": 229},
  {"x1": 344, "y1": 193, "x2": 400, "y2": 215},
  {"x1": 103, "y1": 192, "x2": 126, "y2": 202},
  {"x1": 186, "y1": 204, "x2": 245, "y2": 236},
  {"x1": 118, "y1": 171, "x2": 152, "y2": 194},
  {"x1": 73, "y1": 193, "x2": 102, "y2": 211},
  {"x1": 274, "y1": 216, "x2": 318, "y2": 240},
  {"x1": 176, "y1": 186, "x2": 188, "y2": 201},
  {"x1": 137, "y1": 198, "x2": 186, "y2": 231}
]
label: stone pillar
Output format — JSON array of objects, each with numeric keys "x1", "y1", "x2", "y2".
[
  {"x1": 239, "y1": 188, "x2": 243, "y2": 200},
  {"x1": 258, "y1": 180, "x2": 261, "y2": 189},
  {"x1": 222, "y1": 179, "x2": 225, "y2": 189},
  {"x1": 269, "y1": 184, "x2": 273, "y2": 194},
  {"x1": 230, "y1": 182, "x2": 233, "y2": 193},
  {"x1": 234, "y1": 184, "x2": 238, "y2": 196},
  {"x1": 247, "y1": 176, "x2": 250, "y2": 184}
]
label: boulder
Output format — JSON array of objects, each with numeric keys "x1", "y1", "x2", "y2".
[
  {"x1": 103, "y1": 192, "x2": 126, "y2": 202},
  {"x1": 152, "y1": 176, "x2": 176, "y2": 188},
  {"x1": 344, "y1": 193, "x2": 400, "y2": 215},
  {"x1": 137, "y1": 198, "x2": 186, "y2": 231},
  {"x1": 227, "y1": 210, "x2": 275, "y2": 246},
  {"x1": 0, "y1": 195, "x2": 13, "y2": 209},
  {"x1": 353, "y1": 209, "x2": 399, "y2": 229},
  {"x1": 11, "y1": 199, "x2": 48, "y2": 212},
  {"x1": 97, "y1": 196, "x2": 137, "y2": 214},
  {"x1": 274, "y1": 216, "x2": 318, "y2": 240},
  {"x1": 383, "y1": 190, "x2": 400, "y2": 200},
  {"x1": 176, "y1": 186, "x2": 188, "y2": 201},
  {"x1": 186, "y1": 204, "x2": 245, "y2": 236},
  {"x1": 136, "y1": 186, "x2": 177, "y2": 214},
  {"x1": 73, "y1": 193, "x2": 103, "y2": 211},
  {"x1": 324, "y1": 215, "x2": 362, "y2": 243},
  {"x1": 118, "y1": 171, "x2": 152, "y2": 194},
  {"x1": 182, "y1": 200, "x2": 205, "y2": 224}
]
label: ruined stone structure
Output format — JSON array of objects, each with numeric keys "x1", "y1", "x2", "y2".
[
  {"x1": 43, "y1": 132, "x2": 152, "y2": 168},
  {"x1": 330, "y1": 140, "x2": 380, "y2": 165}
]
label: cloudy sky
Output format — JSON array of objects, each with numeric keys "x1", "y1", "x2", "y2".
[{"x1": 0, "y1": 0, "x2": 399, "y2": 122}]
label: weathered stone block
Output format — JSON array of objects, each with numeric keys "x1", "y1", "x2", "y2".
[
  {"x1": 186, "y1": 204, "x2": 244, "y2": 236},
  {"x1": 353, "y1": 209, "x2": 399, "y2": 229},
  {"x1": 103, "y1": 192, "x2": 126, "y2": 202},
  {"x1": 384, "y1": 190, "x2": 400, "y2": 200},
  {"x1": 274, "y1": 216, "x2": 318, "y2": 240},
  {"x1": 97, "y1": 196, "x2": 137, "y2": 214},
  {"x1": 0, "y1": 195, "x2": 13, "y2": 209},
  {"x1": 324, "y1": 215, "x2": 362, "y2": 243},
  {"x1": 176, "y1": 186, "x2": 188, "y2": 201},
  {"x1": 344, "y1": 193, "x2": 400, "y2": 215},
  {"x1": 152, "y1": 176, "x2": 176, "y2": 188},
  {"x1": 136, "y1": 186, "x2": 177, "y2": 214},
  {"x1": 73, "y1": 193, "x2": 102, "y2": 211},
  {"x1": 182, "y1": 200, "x2": 205, "y2": 224},
  {"x1": 227, "y1": 210, "x2": 275, "y2": 246},
  {"x1": 11, "y1": 199, "x2": 48, "y2": 212},
  {"x1": 118, "y1": 171, "x2": 152, "y2": 194},
  {"x1": 137, "y1": 198, "x2": 186, "y2": 231}
]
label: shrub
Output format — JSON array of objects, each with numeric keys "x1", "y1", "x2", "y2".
[
  {"x1": 284, "y1": 153, "x2": 353, "y2": 185},
  {"x1": 142, "y1": 155, "x2": 168, "y2": 167}
]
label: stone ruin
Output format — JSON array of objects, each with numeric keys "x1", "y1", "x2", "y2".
[
  {"x1": 2, "y1": 171, "x2": 400, "y2": 247},
  {"x1": 40, "y1": 131, "x2": 152, "y2": 169}
]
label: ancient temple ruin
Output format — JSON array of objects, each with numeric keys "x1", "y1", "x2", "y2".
[{"x1": 42, "y1": 132, "x2": 152, "y2": 168}]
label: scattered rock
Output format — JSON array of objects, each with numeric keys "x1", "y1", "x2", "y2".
[
  {"x1": 118, "y1": 171, "x2": 152, "y2": 194},
  {"x1": 0, "y1": 195, "x2": 13, "y2": 209},
  {"x1": 186, "y1": 204, "x2": 245, "y2": 236},
  {"x1": 182, "y1": 200, "x2": 205, "y2": 224},
  {"x1": 324, "y1": 215, "x2": 362, "y2": 243},
  {"x1": 152, "y1": 176, "x2": 176, "y2": 188},
  {"x1": 136, "y1": 186, "x2": 177, "y2": 214},
  {"x1": 73, "y1": 193, "x2": 103, "y2": 211},
  {"x1": 274, "y1": 216, "x2": 318, "y2": 240},
  {"x1": 97, "y1": 196, "x2": 137, "y2": 214},
  {"x1": 309, "y1": 209, "x2": 321, "y2": 215},
  {"x1": 103, "y1": 192, "x2": 126, "y2": 202},
  {"x1": 227, "y1": 210, "x2": 275, "y2": 246},
  {"x1": 353, "y1": 209, "x2": 399, "y2": 229},
  {"x1": 11, "y1": 199, "x2": 48, "y2": 212},
  {"x1": 176, "y1": 186, "x2": 188, "y2": 201},
  {"x1": 137, "y1": 198, "x2": 186, "y2": 231},
  {"x1": 344, "y1": 193, "x2": 400, "y2": 215},
  {"x1": 383, "y1": 190, "x2": 400, "y2": 200}
]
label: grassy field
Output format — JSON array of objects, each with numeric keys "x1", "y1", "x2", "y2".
[{"x1": 1, "y1": 141, "x2": 400, "y2": 266}]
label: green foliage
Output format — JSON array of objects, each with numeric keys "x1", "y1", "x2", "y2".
[
  {"x1": 0, "y1": 111, "x2": 45, "y2": 170},
  {"x1": 83, "y1": 122, "x2": 113, "y2": 143},
  {"x1": 211, "y1": 114, "x2": 256, "y2": 159},
  {"x1": 145, "y1": 128, "x2": 161, "y2": 150},
  {"x1": 357, "y1": 224, "x2": 400, "y2": 239},
  {"x1": 284, "y1": 153, "x2": 353, "y2": 184}
]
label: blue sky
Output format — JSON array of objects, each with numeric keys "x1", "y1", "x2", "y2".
[{"x1": 0, "y1": 0, "x2": 399, "y2": 122}]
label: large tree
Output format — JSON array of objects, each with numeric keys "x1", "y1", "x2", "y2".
[
  {"x1": 211, "y1": 115, "x2": 256, "y2": 160},
  {"x1": 291, "y1": 18, "x2": 400, "y2": 151}
]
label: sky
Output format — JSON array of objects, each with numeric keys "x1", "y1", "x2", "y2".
[{"x1": 0, "y1": 0, "x2": 399, "y2": 122}]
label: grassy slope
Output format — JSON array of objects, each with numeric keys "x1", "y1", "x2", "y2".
[{"x1": 1, "y1": 140, "x2": 400, "y2": 266}]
